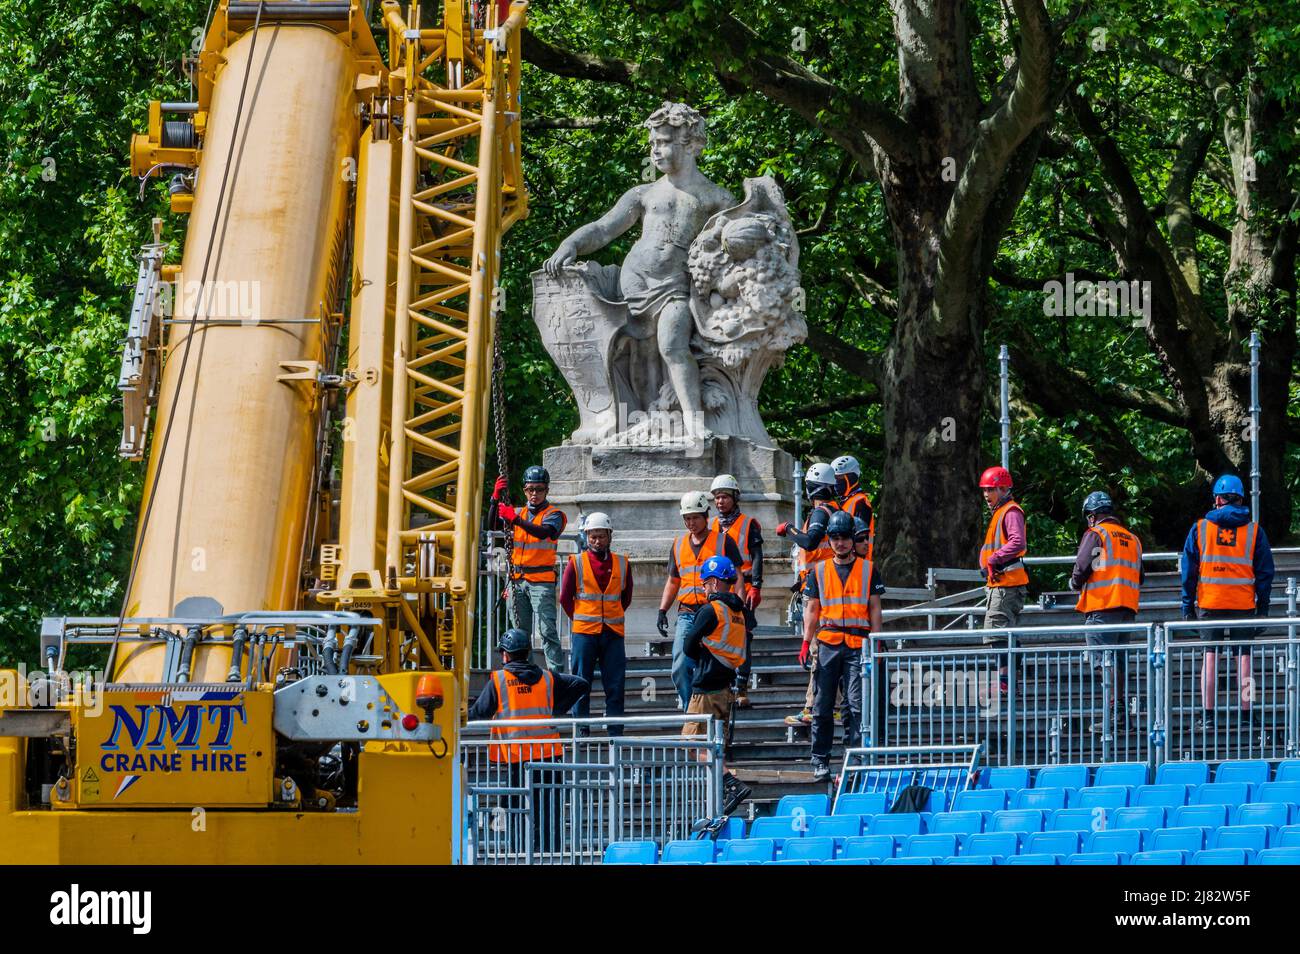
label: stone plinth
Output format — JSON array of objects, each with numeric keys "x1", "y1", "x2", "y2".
[{"x1": 544, "y1": 436, "x2": 799, "y2": 641}]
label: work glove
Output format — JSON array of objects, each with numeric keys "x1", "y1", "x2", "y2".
[
  {"x1": 798, "y1": 639, "x2": 812, "y2": 670},
  {"x1": 775, "y1": 521, "x2": 791, "y2": 537},
  {"x1": 491, "y1": 475, "x2": 509, "y2": 501},
  {"x1": 497, "y1": 502, "x2": 518, "y2": 523},
  {"x1": 657, "y1": 609, "x2": 669, "y2": 638},
  {"x1": 745, "y1": 586, "x2": 762, "y2": 610}
]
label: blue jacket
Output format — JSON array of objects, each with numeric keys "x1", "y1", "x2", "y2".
[{"x1": 1180, "y1": 505, "x2": 1274, "y2": 618}]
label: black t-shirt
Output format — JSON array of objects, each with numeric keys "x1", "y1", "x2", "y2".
[{"x1": 802, "y1": 557, "x2": 887, "y2": 600}]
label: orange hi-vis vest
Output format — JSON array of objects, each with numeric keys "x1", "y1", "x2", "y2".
[
  {"x1": 571, "y1": 550, "x2": 628, "y2": 637},
  {"x1": 1196, "y1": 519, "x2": 1259, "y2": 611},
  {"x1": 702, "y1": 599, "x2": 748, "y2": 670},
  {"x1": 842, "y1": 487, "x2": 875, "y2": 560},
  {"x1": 814, "y1": 557, "x2": 874, "y2": 649},
  {"x1": 980, "y1": 500, "x2": 1029, "y2": 588},
  {"x1": 713, "y1": 512, "x2": 755, "y2": 599},
  {"x1": 488, "y1": 668, "x2": 562, "y2": 763},
  {"x1": 1075, "y1": 522, "x2": 1143, "y2": 614},
  {"x1": 511, "y1": 503, "x2": 565, "y2": 583},
  {"x1": 797, "y1": 500, "x2": 841, "y2": 582},
  {"x1": 675, "y1": 529, "x2": 725, "y2": 610}
]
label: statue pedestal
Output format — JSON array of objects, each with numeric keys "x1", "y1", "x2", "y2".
[{"x1": 544, "y1": 436, "x2": 799, "y2": 644}]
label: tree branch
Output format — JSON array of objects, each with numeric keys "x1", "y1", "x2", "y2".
[
  {"x1": 522, "y1": 116, "x2": 615, "y2": 130},
  {"x1": 797, "y1": 153, "x2": 854, "y2": 238},
  {"x1": 804, "y1": 324, "x2": 883, "y2": 389},
  {"x1": 520, "y1": 28, "x2": 641, "y2": 87},
  {"x1": 766, "y1": 391, "x2": 879, "y2": 423}
]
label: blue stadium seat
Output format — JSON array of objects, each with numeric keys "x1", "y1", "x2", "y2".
[
  {"x1": 1076, "y1": 786, "x2": 1129, "y2": 810},
  {"x1": 835, "y1": 792, "x2": 889, "y2": 816},
  {"x1": 1005, "y1": 854, "x2": 1059, "y2": 865},
  {"x1": 822, "y1": 858, "x2": 875, "y2": 865},
  {"x1": 713, "y1": 816, "x2": 746, "y2": 841},
  {"x1": 963, "y1": 832, "x2": 1020, "y2": 860},
  {"x1": 1053, "y1": 808, "x2": 1106, "y2": 832},
  {"x1": 1131, "y1": 850, "x2": 1187, "y2": 865},
  {"x1": 1135, "y1": 784, "x2": 1189, "y2": 808},
  {"x1": 1113, "y1": 806, "x2": 1166, "y2": 831},
  {"x1": 749, "y1": 815, "x2": 806, "y2": 847},
  {"x1": 869, "y1": 814, "x2": 924, "y2": 838},
  {"x1": 1275, "y1": 761, "x2": 1300, "y2": 783},
  {"x1": 1094, "y1": 762, "x2": 1147, "y2": 788},
  {"x1": 990, "y1": 809, "x2": 1044, "y2": 836},
  {"x1": 783, "y1": 837, "x2": 836, "y2": 862},
  {"x1": 1086, "y1": 829, "x2": 1142, "y2": 855},
  {"x1": 905, "y1": 834, "x2": 959, "y2": 859},
  {"x1": 984, "y1": 766, "x2": 1031, "y2": 790},
  {"x1": 1194, "y1": 782, "x2": 1250, "y2": 807},
  {"x1": 1035, "y1": 765, "x2": 1089, "y2": 790},
  {"x1": 946, "y1": 856, "x2": 996, "y2": 864},
  {"x1": 1016, "y1": 788, "x2": 1069, "y2": 811},
  {"x1": 928, "y1": 811, "x2": 984, "y2": 837},
  {"x1": 1069, "y1": 852, "x2": 1125, "y2": 865},
  {"x1": 1192, "y1": 848, "x2": 1251, "y2": 865},
  {"x1": 1234, "y1": 803, "x2": 1290, "y2": 829},
  {"x1": 881, "y1": 857, "x2": 936, "y2": 865},
  {"x1": 810, "y1": 814, "x2": 867, "y2": 845},
  {"x1": 722, "y1": 838, "x2": 777, "y2": 863},
  {"x1": 1255, "y1": 847, "x2": 1300, "y2": 865},
  {"x1": 661, "y1": 840, "x2": 715, "y2": 864},
  {"x1": 1279, "y1": 826, "x2": 1300, "y2": 848},
  {"x1": 1211, "y1": 825, "x2": 1269, "y2": 852},
  {"x1": 1174, "y1": 804, "x2": 1228, "y2": 829},
  {"x1": 953, "y1": 789, "x2": 1010, "y2": 813},
  {"x1": 604, "y1": 841, "x2": 658, "y2": 864},
  {"x1": 767, "y1": 859, "x2": 816, "y2": 865},
  {"x1": 1214, "y1": 760, "x2": 1269, "y2": 787},
  {"x1": 1256, "y1": 781, "x2": 1300, "y2": 806},
  {"x1": 1025, "y1": 831, "x2": 1080, "y2": 856},
  {"x1": 1156, "y1": 762, "x2": 1209, "y2": 787},
  {"x1": 777, "y1": 794, "x2": 830, "y2": 818},
  {"x1": 841, "y1": 835, "x2": 896, "y2": 862},
  {"x1": 1148, "y1": 827, "x2": 1207, "y2": 854}
]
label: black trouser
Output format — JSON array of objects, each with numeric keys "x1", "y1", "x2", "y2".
[
  {"x1": 811, "y1": 640, "x2": 863, "y2": 762},
  {"x1": 1083, "y1": 608, "x2": 1137, "y2": 693},
  {"x1": 508, "y1": 757, "x2": 563, "y2": 854}
]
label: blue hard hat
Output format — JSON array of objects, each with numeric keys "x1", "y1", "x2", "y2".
[
  {"x1": 701, "y1": 555, "x2": 737, "y2": 582},
  {"x1": 496, "y1": 628, "x2": 531, "y2": 655},
  {"x1": 1082, "y1": 491, "x2": 1113, "y2": 518},
  {"x1": 1213, "y1": 474, "x2": 1245, "y2": 498}
]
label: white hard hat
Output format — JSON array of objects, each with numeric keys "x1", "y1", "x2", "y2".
[
  {"x1": 805, "y1": 462, "x2": 835, "y2": 486},
  {"x1": 583, "y1": 511, "x2": 612, "y2": 532},
  {"x1": 710, "y1": 474, "x2": 740, "y2": 495},
  {"x1": 832, "y1": 455, "x2": 861, "y2": 476},
  {"x1": 679, "y1": 491, "x2": 712, "y2": 515}
]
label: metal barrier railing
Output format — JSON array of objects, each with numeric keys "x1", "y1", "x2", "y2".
[
  {"x1": 461, "y1": 714, "x2": 723, "y2": 864},
  {"x1": 864, "y1": 613, "x2": 1300, "y2": 772},
  {"x1": 835, "y1": 744, "x2": 982, "y2": 814}
]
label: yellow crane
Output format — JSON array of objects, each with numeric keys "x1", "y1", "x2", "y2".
[{"x1": 0, "y1": 0, "x2": 526, "y2": 863}]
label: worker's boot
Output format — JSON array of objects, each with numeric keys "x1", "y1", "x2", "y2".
[
  {"x1": 722, "y1": 771, "x2": 751, "y2": 814},
  {"x1": 811, "y1": 758, "x2": 830, "y2": 782}
]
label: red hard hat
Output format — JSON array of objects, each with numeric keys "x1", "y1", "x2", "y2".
[{"x1": 979, "y1": 466, "x2": 1013, "y2": 489}]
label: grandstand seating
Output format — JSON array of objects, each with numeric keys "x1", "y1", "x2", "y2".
[{"x1": 602, "y1": 759, "x2": 1300, "y2": 865}]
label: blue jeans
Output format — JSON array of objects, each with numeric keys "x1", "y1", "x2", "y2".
[
  {"x1": 570, "y1": 631, "x2": 626, "y2": 736},
  {"x1": 671, "y1": 610, "x2": 698, "y2": 711}
]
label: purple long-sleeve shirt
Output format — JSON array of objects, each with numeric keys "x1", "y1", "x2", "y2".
[{"x1": 989, "y1": 506, "x2": 1026, "y2": 569}]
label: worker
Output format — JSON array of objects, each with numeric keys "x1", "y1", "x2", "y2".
[
  {"x1": 467, "y1": 628, "x2": 590, "y2": 853},
  {"x1": 679, "y1": 554, "x2": 753, "y2": 811},
  {"x1": 1069, "y1": 491, "x2": 1144, "y2": 708},
  {"x1": 779, "y1": 462, "x2": 840, "y2": 727},
  {"x1": 710, "y1": 473, "x2": 763, "y2": 708},
  {"x1": 833, "y1": 454, "x2": 875, "y2": 558},
  {"x1": 1180, "y1": 474, "x2": 1275, "y2": 713},
  {"x1": 498, "y1": 465, "x2": 568, "y2": 672},
  {"x1": 799, "y1": 510, "x2": 884, "y2": 781},
  {"x1": 560, "y1": 511, "x2": 632, "y2": 736},
  {"x1": 978, "y1": 466, "x2": 1028, "y2": 689},
  {"x1": 659, "y1": 491, "x2": 744, "y2": 711}
]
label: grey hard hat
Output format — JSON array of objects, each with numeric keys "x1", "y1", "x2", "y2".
[
  {"x1": 1082, "y1": 491, "x2": 1114, "y2": 518},
  {"x1": 496, "y1": 628, "x2": 531, "y2": 655}
]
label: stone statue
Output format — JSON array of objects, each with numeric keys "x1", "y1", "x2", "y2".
[{"x1": 535, "y1": 102, "x2": 805, "y2": 447}]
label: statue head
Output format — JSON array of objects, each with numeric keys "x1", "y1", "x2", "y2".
[{"x1": 645, "y1": 102, "x2": 707, "y2": 174}]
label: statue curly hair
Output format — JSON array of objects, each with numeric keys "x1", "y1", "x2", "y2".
[{"x1": 644, "y1": 101, "x2": 707, "y2": 151}]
